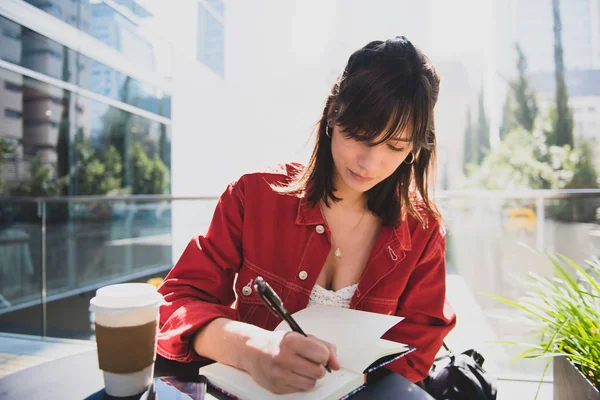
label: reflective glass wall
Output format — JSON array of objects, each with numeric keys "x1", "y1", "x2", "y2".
[
  {"x1": 197, "y1": 0, "x2": 224, "y2": 76},
  {"x1": 0, "y1": 0, "x2": 176, "y2": 337},
  {"x1": 0, "y1": 2, "x2": 172, "y2": 197}
]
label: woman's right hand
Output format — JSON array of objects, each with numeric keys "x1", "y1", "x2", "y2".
[{"x1": 242, "y1": 330, "x2": 341, "y2": 394}]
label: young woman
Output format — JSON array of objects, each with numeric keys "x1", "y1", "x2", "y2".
[{"x1": 157, "y1": 36, "x2": 456, "y2": 395}]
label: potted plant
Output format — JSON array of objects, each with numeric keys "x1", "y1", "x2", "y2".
[{"x1": 486, "y1": 254, "x2": 600, "y2": 399}]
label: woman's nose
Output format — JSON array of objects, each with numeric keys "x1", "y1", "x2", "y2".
[{"x1": 356, "y1": 145, "x2": 380, "y2": 172}]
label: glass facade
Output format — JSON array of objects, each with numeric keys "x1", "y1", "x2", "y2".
[
  {"x1": 206, "y1": 0, "x2": 224, "y2": 18},
  {"x1": 0, "y1": 15, "x2": 77, "y2": 83},
  {"x1": 0, "y1": 0, "x2": 177, "y2": 338},
  {"x1": 82, "y1": 52, "x2": 171, "y2": 118},
  {"x1": 23, "y1": 0, "x2": 172, "y2": 78},
  {"x1": 197, "y1": 1, "x2": 224, "y2": 77},
  {"x1": 0, "y1": 4, "x2": 172, "y2": 197}
]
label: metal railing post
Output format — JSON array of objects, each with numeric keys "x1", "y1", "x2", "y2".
[{"x1": 39, "y1": 200, "x2": 47, "y2": 338}]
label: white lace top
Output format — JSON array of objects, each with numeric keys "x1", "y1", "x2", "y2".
[{"x1": 308, "y1": 283, "x2": 358, "y2": 309}]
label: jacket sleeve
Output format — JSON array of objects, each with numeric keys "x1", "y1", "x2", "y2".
[
  {"x1": 156, "y1": 179, "x2": 245, "y2": 362},
  {"x1": 383, "y1": 226, "x2": 457, "y2": 382}
]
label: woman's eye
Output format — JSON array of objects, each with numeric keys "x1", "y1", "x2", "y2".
[
  {"x1": 342, "y1": 129, "x2": 358, "y2": 138},
  {"x1": 387, "y1": 144, "x2": 405, "y2": 153}
]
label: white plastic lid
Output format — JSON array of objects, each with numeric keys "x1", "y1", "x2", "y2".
[{"x1": 89, "y1": 283, "x2": 165, "y2": 314}]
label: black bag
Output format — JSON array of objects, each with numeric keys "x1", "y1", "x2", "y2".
[{"x1": 419, "y1": 343, "x2": 498, "y2": 400}]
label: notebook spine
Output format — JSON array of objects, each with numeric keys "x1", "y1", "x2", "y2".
[{"x1": 206, "y1": 380, "x2": 241, "y2": 400}]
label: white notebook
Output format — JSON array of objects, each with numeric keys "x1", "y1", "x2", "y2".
[{"x1": 198, "y1": 304, "x2": 413, "y2": 400}]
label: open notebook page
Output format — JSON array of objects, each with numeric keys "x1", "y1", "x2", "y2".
[
  {"x1": 274, "y1": 304, "x2": 405, "y2": 372},
  {"x1": 200, "y1": 362, "x2": 363, "y2": 400}
]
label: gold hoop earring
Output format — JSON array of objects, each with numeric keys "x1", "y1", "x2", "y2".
[
  {"x1": 404, "y1": 152, "x2": 415, "y2": 164},
  {"x1": 325, "y1": 125, "x2": 332, "y2": 138}
]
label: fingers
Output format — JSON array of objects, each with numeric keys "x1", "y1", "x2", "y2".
[
  {"x1": 284, "y1": 333, "x2": 330, "y2": 366},
  {"x1": 257, "y1": 332, "x2": 342, "y2": 394},
  {"x1": 269, "y1": 356, "x2": 320, "y2": 393},
  {"x1": 304, "y1": 335, "x2": 341, "y2": 371},
  {"x1": 320, "y1": 339, "x2": 341, "y2": 371},
  {"x1": 281, "y1": 369, "x2": 319, "y2": 391},
  {"x1": 286, "y1": 353, "x2": 327, "y2": 379}
]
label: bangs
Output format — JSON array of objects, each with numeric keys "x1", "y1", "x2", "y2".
[
  {"x1": 333, "y1": 69, "x2": 432, "y2": 150},
  {"x1": 278, "y1": 36, "x2": 441, "y2": 228}
]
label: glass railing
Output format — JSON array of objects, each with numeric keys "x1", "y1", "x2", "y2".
[
  {"x1": 438, "y1": 189, "x2": 600, "y2": 382},
  {"x1": 0, "y1": 195, "x2": 217, "y2": 339},
  {"x1": 1, "y1": 190, "x2": 599, "y2": 382}
]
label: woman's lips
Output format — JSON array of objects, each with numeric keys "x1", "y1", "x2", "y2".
[{"x1": 349, "y1": 169, "x2": 374, "y2": 183}]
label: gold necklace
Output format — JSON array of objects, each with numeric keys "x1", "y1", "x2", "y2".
[{"x1": 319, "y1": 202, "x2": 367, "y2": 258}]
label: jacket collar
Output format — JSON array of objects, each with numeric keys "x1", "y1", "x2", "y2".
[
  {"x1": 295, "y1": 196, "x2": 412, "y2": 252},
  {"x1": 295, "y1": 197, "x2": 325, "y2": 226}
]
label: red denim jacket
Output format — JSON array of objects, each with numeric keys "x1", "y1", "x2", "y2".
[{"x1": 157, "y1": 164, "x2": 456, "y2": 383}]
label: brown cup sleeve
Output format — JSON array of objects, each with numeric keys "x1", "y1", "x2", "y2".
[{"x1": 95, "y1": 320, "x2": 157, "y2": 374}]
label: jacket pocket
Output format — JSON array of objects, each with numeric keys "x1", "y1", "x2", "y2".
[{"x1": 234, "y1": 260, "x2": 285, "y2": 329}]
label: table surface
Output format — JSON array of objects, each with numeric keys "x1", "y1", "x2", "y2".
[{"x1": 0, "y1": 350, "x2": 434, "y2": 400}]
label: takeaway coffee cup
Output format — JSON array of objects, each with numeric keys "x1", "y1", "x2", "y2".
[{"x1": 89, "y1": 283, "x2": 165, "y2": 397}]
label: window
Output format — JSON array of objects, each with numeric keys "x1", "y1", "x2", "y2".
[
  {"x1": 0, "y1": 16, "x2": 77, "y2": 83},
  {"x1": 87, "y1": 2, "x2": 169, "y2": 76},
  {"x1": 197, "y1": 3, "x2": 224, "y2": 76},
  {"x1": 33, "y1": 143, "x2": 58, "y2": 151},
  {"x1": 206, "y1": 0, "x2": 224, "y2": 17},
  {"x1": 114, "y1": 0, "x2": 153, "y2": 19},
  {"x1": 83, "y1": 53, "x2": 171, "y2": 118},
  {"x1": 4, "y1": 82, "x2": 22, "y2": 92},
  {"x1": 23, "y1": 95, "x2": 62, "y2": 104},
  {"x1": 24, "y1": 120, "x2": 59, "y2": 128},
  {"x1": 2, "y1": 28, "x2": 21, "y2": 41},
  {"x1": 23, "y1": 49, "x2": 63, "y2": 60},
  {"x1": 37, "y1": 2, "x2": 62, "y2": 17},
  {"x1": 5, "y1": 109, "x2": 22, "y2": 120}
]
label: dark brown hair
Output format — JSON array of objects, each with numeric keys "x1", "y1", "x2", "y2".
[{"x1": 277, "y1": 36, "x2": 440, "y2": 228}]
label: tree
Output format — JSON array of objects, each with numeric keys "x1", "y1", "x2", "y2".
[
  {"x1": 101, "y1": 146, "x2": 125, "y2": 194},
  {"x1": 13, "y1": 157, "x2": 68, "y2": 197},
  {"x1": 552, "y1": 0, "x2": 574, "y2": 147},
  {"x1": 0, "y1": 137, "x2": 13, "y2": 194},
  {"x1": 475, "y1": 89, "x2": 490, "y2": 164},
  {"x1": 149, "y1": 154, "x2": 170, "y2": 194},
  {"x1": 553, "y1": 138, "x2": 600, "y2": 222},
  {"x1": 462, "y1": 109, "x2": 475, "y2": 172},
  {"x1": 71, "y1": 130, "x2": 124, "y2": 195},
  {"x1": 103, "y1": 107, "x2": 130, "y2": 163},
  {"x1": 130, "y1": 141, "x2": 170, "y2": 194},
  {"x1": 512, "y1": 44, "x2": 538, "y2": 132},
  {"x1": 499, "y1": 89, "x2": 516, "y2": 141},
  {"x1": 466, "y1": 126, "x2": 578, "y2": 190},
  {"x1": 158, "y1": 124, "x2": 171, "y2": 167},
  {"x1": 467, "y1": 108, "x2": 599, "y2": 221}
]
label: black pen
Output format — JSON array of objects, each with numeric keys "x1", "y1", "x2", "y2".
[{"x1": 253, "y1": 276, "x2": 332, "y2": 373}]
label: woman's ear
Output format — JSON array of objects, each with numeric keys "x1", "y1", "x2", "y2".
[{"x1": 326, "y1": 101, "x2": 338, "y2": 126}]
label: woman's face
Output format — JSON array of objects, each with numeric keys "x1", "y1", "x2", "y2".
[{"x1": 330, "y1": 123, "x2": 414, "y2": 195}]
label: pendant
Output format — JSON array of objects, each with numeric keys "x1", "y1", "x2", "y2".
[{"x1": 334, "y1": 248, "x2": 342, "y2": 257}]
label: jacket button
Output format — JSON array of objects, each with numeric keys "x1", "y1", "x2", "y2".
[
  {"x1": 315, "y1": 225, "x2": 325, "y2": 234},
  {"x1": 242, "y1": 286, "x2": 252, "y2": 296},
  {"x1": 298, "y1": 271, "x2": 308, "y2": 280}
]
